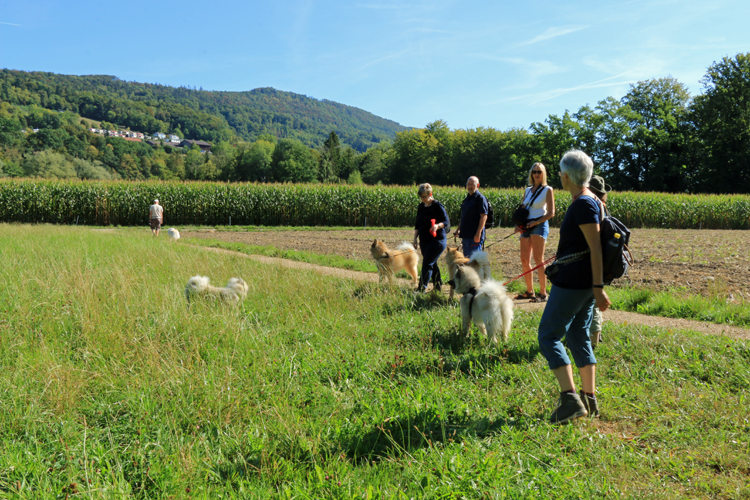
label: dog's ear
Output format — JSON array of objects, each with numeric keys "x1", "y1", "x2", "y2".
[{"x1": 371, "y1": 239, "x2": 377, "y2": 247}]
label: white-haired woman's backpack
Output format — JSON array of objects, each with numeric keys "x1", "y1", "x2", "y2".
[
  {"x1": 598, "y1": 202, "x2": 633, "y2": 285},
  {"x1": 544, "y1": 198, "x2": 633, "y2": 286}
]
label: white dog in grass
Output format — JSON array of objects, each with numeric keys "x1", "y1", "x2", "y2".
[
  {"x1": 168, "y1": 228, "x2": 180, "y2": 240},
  {"x1": 185, "y1": 276, "x2": 248, "y2": 305},
  {"x1": 447, "y1": 264, "x2": 514, "y2": 343}
]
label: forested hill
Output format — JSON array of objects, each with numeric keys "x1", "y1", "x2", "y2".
[{"x1": 0, "y1": 69, "x2": 408, "y2": 150}]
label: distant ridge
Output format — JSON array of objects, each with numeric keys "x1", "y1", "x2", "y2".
[{"x1": 0, "y1": 69, "x2": 409, "y2": 150}]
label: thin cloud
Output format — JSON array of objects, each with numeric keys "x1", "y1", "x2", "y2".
[
  {"x1": 0, "y1": 21, "x2": 22, "y2": 26},
  {"x1": 357, "y1": 4, "x2": 410, "y2": 8},
  {"x1": 518, "y1": 26, "x2": 589, "y2": 46},
  {"x1": 358, "y1": 49, "x2": 411, "y2": 71},
  {"x1": 492, "y1": 72, "x2": 636, "y2": 105},
  {"x1": 475, "y1": 55, "x2": 566, "y2": 79}
]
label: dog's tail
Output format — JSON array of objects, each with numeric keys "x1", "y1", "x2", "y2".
[
  {"x1": 396, "y1": 241, "x2": 416, "y2": 252},
  {"x1": 226, "y1": 278, "x2": 248, "y2": 300},
  {"x1": 469, "y1": 250, "x2": 492, "y2": 280}
]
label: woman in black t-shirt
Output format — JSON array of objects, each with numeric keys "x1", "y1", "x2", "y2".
[
  {"x1": 537, "y1": 150, "x2": 611, "y2": 425},
  {"x1": 413, "y1": 183, "x2": 450, "y2": 293}
]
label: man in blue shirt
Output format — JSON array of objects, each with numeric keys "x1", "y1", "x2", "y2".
[{"x1": 456, "y1": 176, "x2": 488, "y2": 258}]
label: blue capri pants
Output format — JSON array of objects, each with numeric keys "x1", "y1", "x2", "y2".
[{"x1": 537, "y1": 285, "x2": 597, "y2": 370}]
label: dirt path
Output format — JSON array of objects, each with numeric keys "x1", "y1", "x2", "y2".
[
  {"x1": 199, "y1": 246, "x2": 750, "y2": 340},
  {"x1": 184, "y1": 228, "x2": 750, "y2": 300}
]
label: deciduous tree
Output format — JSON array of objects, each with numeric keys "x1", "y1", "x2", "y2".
[
  {"x1": 270, "y1": 139, "x2": 317, "y2": 182},
  {"x1": 691, "y1": 53, "x2": 750, "y2": 193}
]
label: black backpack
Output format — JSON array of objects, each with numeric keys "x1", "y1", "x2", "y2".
[
  {"x1": 600, "y1": 207, "x2": 633, "y2": 284},
  {"x1": 485, "y1": 199, "x2": 494, "y2": 228},
  {"x1": 544, "y1": 198, "x2": 633, "y2": 285}
]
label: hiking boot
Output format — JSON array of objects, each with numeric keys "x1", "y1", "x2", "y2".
[
  {"x1": 549, "y1": 391, "x2": 588, "y2": 424},
  {"x1": 579, "y1": 390, "x2": 600, "y2": 418}
]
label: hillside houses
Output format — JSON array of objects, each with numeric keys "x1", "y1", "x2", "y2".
[
  {"x1": 178, "y1": 139, "x2": 212, "y2": 152},
  {"x1": 88, "y1": 128, "x2": 212, "y2": 152},
  {"x1": 89, "y1": 129, "x2": 145, "y2": 140}
]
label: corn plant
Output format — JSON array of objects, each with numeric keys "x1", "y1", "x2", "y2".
[{"x1": 1, "y1": 179, "x2": 749, "y2": 229}]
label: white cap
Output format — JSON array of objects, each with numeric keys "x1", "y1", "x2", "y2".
[{"x1": 154, "y1": 199, "x2": 159, "y2": 203}]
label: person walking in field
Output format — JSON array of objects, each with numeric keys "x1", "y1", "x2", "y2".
[
  {"x1": 413, "y1": 183, "x2": 450, "y2": 293},
  {"x1": 455, "y1": 176, "x2": 488, "y2": 258},
  {"x1": 538, "y1": 150, "x2": 611, "y2": 424},
  {"x1": 516, "y1": 162, "x2": 555, "y2": 302},
  {"x1": 587, "y1": 175, "x2": 612, "y2": 347},
  {"x1": 149, "y1": 199, "x2": 164, "y2": 237}
]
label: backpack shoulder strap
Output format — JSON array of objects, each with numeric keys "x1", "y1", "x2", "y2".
[
  {"x1": 589, "y1": 193, "x2": 605, "y2": 223},
  {"x1": 525, "y1": 185, "x2": 545, "y2": 208}
]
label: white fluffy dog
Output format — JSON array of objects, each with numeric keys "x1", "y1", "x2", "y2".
[
  {"x1": 168, "y1": 228, "x2": 180, "y2": 240},
  {"x1": 465, "y1": 250, "x2": 492, "y2": 281},
  {"x1": 445, "y1": 248, "x2": 492, "y2": 299},
  {"x1": 447, "y1": 264, "x2": 514, "y2": 343},
  {"x1": 185, "y1": 276, "x2": 248, "y2": 305}
]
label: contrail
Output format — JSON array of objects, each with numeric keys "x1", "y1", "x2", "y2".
[{"x1": 0, "y1": 22, "x2": 22, "y2": 26}]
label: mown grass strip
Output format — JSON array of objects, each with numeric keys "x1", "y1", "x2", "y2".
[
  {"x1": 189, "y1": 235, "x2": 750, "y2": 329},
  {"x1": 187, "y1": 237, "x2": 379, "y2": 273},
  {"x1": 609, "y1": 287, "x2": 750, "y2": 327}
]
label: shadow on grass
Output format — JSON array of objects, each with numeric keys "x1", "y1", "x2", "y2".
[
  {"x1": 378, "y1": 328, "x2": 541, "y2": 379},
  {"x1": 352, "y1": 283, "x2": 452, "y2": 314},
  {"x1": 338, "y1": 407, "x2": 535, "y2": 463}
]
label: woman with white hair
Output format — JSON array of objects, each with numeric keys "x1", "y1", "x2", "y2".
[{"x1": 538, "y1": 150, "x2": 611, "y2": 424}]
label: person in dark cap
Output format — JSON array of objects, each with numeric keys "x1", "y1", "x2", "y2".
[
  {"x1": 588, "y1": 175, "x2": 612, "y2": 204},
  {"x1": 149, "y1": 199, "x2": 164, "y2": 237},
  {"x1": 587, "y1": 175, "x2": 612, "y2": 346}
]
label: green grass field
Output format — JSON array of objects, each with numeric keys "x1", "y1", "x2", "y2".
[{"x1": 1, "y1": 224, "x2": 749, "y2": 498}]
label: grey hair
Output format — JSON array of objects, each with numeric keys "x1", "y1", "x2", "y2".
[
  {"x1": 559, "y1": 150, "x2": 593, "y2": 188},
  {"x1": 418, "y1": 183, "x2": 433, "y2": 196}
]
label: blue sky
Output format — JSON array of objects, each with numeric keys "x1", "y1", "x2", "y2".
[{"x1": 2, "y1": 0, "x2": 749, "y2": 131}]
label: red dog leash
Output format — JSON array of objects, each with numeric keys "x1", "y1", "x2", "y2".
[{"x1": 502, "y1": 255, "x2": 557, "y2": 286}]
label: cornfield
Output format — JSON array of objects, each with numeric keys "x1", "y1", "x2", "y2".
[{"x1": 1, "y1": 179, "x2": 749, "y2": 229}]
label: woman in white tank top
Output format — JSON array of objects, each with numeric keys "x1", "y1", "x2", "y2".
[{"x1": 516, "y1": 162, "x2": 556, "y2": 302}]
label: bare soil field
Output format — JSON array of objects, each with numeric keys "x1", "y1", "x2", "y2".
[{"x1": 182, "y1": 227, "x2": 749, "y2": 301}]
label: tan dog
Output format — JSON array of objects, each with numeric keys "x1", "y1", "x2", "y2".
[
  {"x1": 370, "y1": 240, "x2": 419, "y2": 286},
  {"x1": 447, "y1": 265, "x2": 514, "y2": 343},
  {"x1": 445, "y1": 247, "x2": 492, "y2": 298}
]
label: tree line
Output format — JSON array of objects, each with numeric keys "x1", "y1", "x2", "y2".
[
  {"x1": 384, "y1": 53, "x2": 750, "y2": 194},
  {"x1": 1, "y1": 53, "x2": 749, "y2": 193}
]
